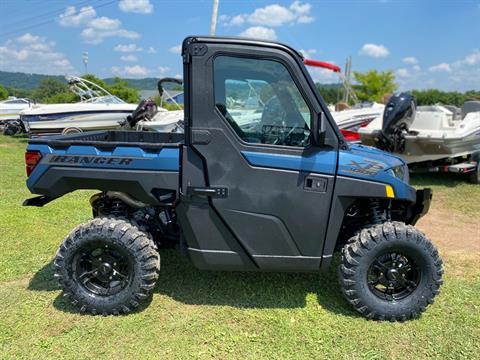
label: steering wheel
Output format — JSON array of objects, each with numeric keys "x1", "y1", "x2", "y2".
[
  {"x1": 260, "y1": 96, "x2": 309, "y2": 146},
  {"x1": 259, "y1": 96, "x2": 289, "y2": 144}
]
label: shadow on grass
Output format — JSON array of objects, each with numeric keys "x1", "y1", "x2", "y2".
[
  {"x1": 410, "y1": 172, "x2": 471, "y2": 187},
  {"x1": 28, "y1": 250, "x2": 358, "y2": 318},
  {"x1": 28, "y1": 261, "x2": 58, "y2": 291}
]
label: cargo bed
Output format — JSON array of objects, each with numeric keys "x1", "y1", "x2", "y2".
[
  {"x1": 28, "y1": 130, "x2": 184, "y2": 149},
  {"x1": 25, "y1": 130, "x2": 183, "y2": 206}
]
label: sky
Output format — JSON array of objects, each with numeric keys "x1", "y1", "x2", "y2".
[{"x1": 0, "y1": 0, "x2": 479, "y2": 91}]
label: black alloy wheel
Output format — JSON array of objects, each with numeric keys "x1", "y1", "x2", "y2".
[
  {"x1": 74, "y1": 241, "x2": 132, "y2": 297},
  {"x1": 367, "y1": 252, "x2": 420, "y2": 301}
]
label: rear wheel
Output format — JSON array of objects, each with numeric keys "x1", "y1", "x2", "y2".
[
  {"x1": 54, "y1": 218, "x2": 160, "y2": 315},
  {"x1": 339, "y1": 222, "x2": 443, "y2": 321}
]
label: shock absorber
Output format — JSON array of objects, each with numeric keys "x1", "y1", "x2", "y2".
[
  {"x1": 370, "y1": 200, "x2": 386, "y2": 224},
  {"x1": 370, "y1": 199, "x2": 393, "y2": 224},
  {"x1": 109, "y1": 199, "x2": 128, "y2": 217}
]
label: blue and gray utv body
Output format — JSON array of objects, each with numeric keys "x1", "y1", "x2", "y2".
[{"x1": 23, "y1": 36, "x2": 439, "y2": 321}]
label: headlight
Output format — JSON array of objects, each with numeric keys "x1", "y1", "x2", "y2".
[{"x1": 390, "y1": 165, "x2": 409, "y2": 182}]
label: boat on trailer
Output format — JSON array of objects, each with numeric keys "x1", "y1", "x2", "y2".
[
  {"x1": 20, "y1": 76, "x2": 138, "y2": 136},
  {"x1": 0, "y1": 97, "x2": 36, "y2": 122},
  {"x1": 0, "y1": 97, "x2": 40, "y2": 135},
  {"x1": 359, "y1": 93, "x2": 480, "y2": 183}
]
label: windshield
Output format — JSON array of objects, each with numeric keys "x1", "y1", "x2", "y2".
[
  {"x1": 85, "y1": 95, "x2": 125, "y2": 104},
  {"x1": 1, "y1": 99, "x2": 29, "y2": 104}
]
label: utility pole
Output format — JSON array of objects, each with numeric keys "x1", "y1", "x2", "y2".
[
  {"x1": 82, "y1": 52, "x2": 89, "y2": 74},
  {"x1": 343, "y1": 56, "x2": 352, "y2": 103},
  {"x1": 210, "y1": 0, "x2": 219, "y2": 36},
  {"x1": 338, "y1": 56, "x2": 358, "y2": 105}
]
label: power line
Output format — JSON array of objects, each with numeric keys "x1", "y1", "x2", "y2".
[
  {"x1": 2, "y1": 0, "x2": 60, "y2": 19},
  {"x1": 0, "y1": 0, "x2": 117, "y2": 39},
  {"x1": 2, "y1": 0, "x2": 98, "y2": 29}
]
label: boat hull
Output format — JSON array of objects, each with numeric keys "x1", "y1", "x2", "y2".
[
  {"x1": 0, "y1": 105, "x2": 33, "y2": 122},
  {"x1": 23, "y1": 110, "x2": 134, "y2": 135},
  {"x1": 21, "y1": 101, "x2": 137, "y2": 136},
  {"x1": 360, "y1": 129, "x2": 480, "y2": 164},
  {"x1": 401, "y1": 130, "x2": 480, "y2": 163}
]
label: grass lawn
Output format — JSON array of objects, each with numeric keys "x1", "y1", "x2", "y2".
[{"x1": 0, "y1": 135, "x2": 479, "y2": 359}]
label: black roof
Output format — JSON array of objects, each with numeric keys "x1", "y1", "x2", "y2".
[{"x1": 181, "y1": 35, "x2": 304, "y2": 59}]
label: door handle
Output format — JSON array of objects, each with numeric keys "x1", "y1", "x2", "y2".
[
  {"x1": 304, "y1": 176, "x2": 328, "y2": 193},
  {"x1": 187, "y1": 186, "x2": 228, "y2": 198}
]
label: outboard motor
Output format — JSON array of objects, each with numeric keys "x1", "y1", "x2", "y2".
[
  {"x1": 125, "y1": 99, "x2": 157, "y2": 128},
  {"x1": 372, "y1": 92, "x2": 416, "y2": 153}
]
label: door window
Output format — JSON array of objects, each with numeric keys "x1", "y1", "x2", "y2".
[{"x1": 214, "y1": 56, "x2": 311, "y2": 147}]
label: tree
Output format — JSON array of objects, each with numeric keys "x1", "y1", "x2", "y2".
[
  {"x1": 43, "y1": 92, "x2": 78, "y2": 104},
  {"x1": 0, "y1": 84, "x2": 8, "y2": 100},
  {"x1": 107, "y1": 77, "x2": 140, "y2": 104},
  {"x1": 316, "y1": 85, "x2": 345, "y2": 105},
  {"x1": 31, "y1": 78, "x2": 70, "y2": 102},
  {"x1": 6, "y1": 87, "x2": 32, "y2": 99},
  {"x1": 465, "y1": 90, "x2": 480, "y2": 101},
  {"x1": 412, "y1": 89, "x2": 480, "y2": 107},
  {"x1": 353, "y1": 70, "x2": 397, "y2": 102}
]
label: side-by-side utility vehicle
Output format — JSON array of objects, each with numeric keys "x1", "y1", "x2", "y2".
[{"x1": 24, "y1": 37, "x2": 443, "y2": 321}]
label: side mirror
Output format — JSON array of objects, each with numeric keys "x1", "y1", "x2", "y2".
[{"x1": 312, "y1": 112, "x2": 326, "y2": 146}]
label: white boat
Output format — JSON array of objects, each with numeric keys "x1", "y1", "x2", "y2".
[
  {"x1": 358, "y1": 94, "x2": 480, "y2": 182},
  {"x1": 398, "y1": 103, "x2": 480, "y2": 163},
  {"x1": 127, "y1": 78, "x2": 186, "y2": 133},
  {"x1": 135, "y1": 108, "x2": 184, "y2": 133},
  {"x1": 331, "y1": 102, "x2": 385, "y2": 141},
  {"x1": 0, "y1": 97, "x2": 36, "y2": 122},
  {"x1": 20, "y1": 76, "x2": 137, "y2": 135}
]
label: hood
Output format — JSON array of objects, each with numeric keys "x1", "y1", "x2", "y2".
[{"x1": 338, "y1": 143, "x2": 405, "y2": 181}]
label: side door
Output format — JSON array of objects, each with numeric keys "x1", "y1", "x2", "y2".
[{"x1": 177, "y1": 38, "x2": 340, "y2": 271}]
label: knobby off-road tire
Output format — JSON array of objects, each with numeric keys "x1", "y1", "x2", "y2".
[
  {"x1": 54, "y1": 218, "x2": 160, "y2": 315},
  {"x1": 339, "y1": 221, "x2": 443, "y2": 321}
]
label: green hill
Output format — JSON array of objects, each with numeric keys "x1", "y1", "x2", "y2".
[
  {"x1": 0, "y1": 71, "x2": 160, "y2": 91},
  {"x1": 0, "y1": 71, "x2": 66, "y2": 90}
]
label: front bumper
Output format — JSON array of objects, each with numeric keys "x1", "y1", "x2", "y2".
[{"x1": 406, "y1": 188, "x2": 432, "y2": 225}]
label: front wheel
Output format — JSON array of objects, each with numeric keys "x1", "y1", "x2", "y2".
[
  {"x1": 54, "y1": 218, "x2": 160, "y2": 315},
  {"x1": 338, "y1": 222, "x2": 443, "y2": 321}
]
